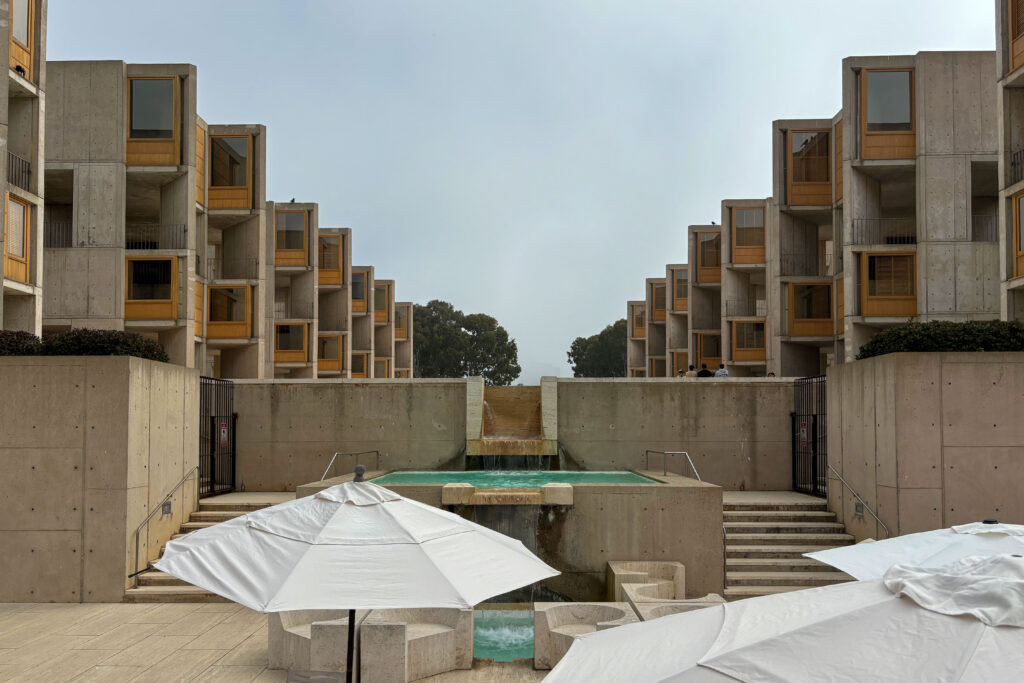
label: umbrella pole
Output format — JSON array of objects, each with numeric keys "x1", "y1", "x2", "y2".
[{"x1": 346, "y1": 608, "x2": 356, "y2": 683}]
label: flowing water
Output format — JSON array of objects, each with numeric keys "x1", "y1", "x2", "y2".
[
  {"x1": 370, "y1": 470, "x2": 659, "y2": 487},
  {"x1": 474, "y1": 609, "x2": 534, "y2": 662}
]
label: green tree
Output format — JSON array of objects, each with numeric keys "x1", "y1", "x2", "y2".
[
  {"x1": 413, "y1": 300, "x2": 521, "y2": 385},
  {"x1": 567, "y1": 319, "x2": 627, "y2": 377}
]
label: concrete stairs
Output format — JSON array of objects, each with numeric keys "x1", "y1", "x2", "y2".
[
  {"x1": 724, "y1": 499, "x2": 854, "y2": 600},
  {"x1": 124, "y1": 500, "x2": 271, "y2": 603}
]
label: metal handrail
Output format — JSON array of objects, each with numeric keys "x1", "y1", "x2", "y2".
[
  {"x1": 828, "y1": 464, "x2": 889, "y2": 538},
  {"x1": 643, "y1": 449, "x2": 701, "y2": 480},
  {"x1": 322, "y1": 450, "x2": 381, "y2": 480},
  {"x1": 130, "y1": 466, "x2": 199, "y2": 585}
]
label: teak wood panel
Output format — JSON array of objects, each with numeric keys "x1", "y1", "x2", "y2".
[
  {"x1": 206, "y1": 286, "x2": 252, "y2": 339},
  {"x1": 1014, "y1": 192, "x2": 1024, "y2": 278},
  {"x1": 207, "y1": 136, "x2": 253, "y2": 210},
  {"x1": 786, "y1": 130, "x2": 832, "y2": 206},
  {"x1": 787, "y1": 282, "x2": 833, "y2": 337},
  {"x1": 697, "y1": 334, "x2": 721, "y2": 370},
  {"x1": 3, "y1": 194, "x2": 31, "y2": 284},
  {"x1": 374, "y1": 358, "x2": 391, "y2": 378},
  {"x1": 351, "y1": 352, "x2": 369, "y2": 378},
  {"x1": 195, "y1": 125, "x2": 206, "y2": 206},
  {"x1": 651, "y1": 283, "x2": 666, "y2": 321},
  {"x1": 374, "y1": 284, "x2": 391, "y2": 323},
  {"x1": 395, "y1": 369, "x2": 410, "y2": 378},
  {"x1": 274, "y1": 324, "x2": 308, "y2": 363},
  {"x1": 1012, "y1": 0, "x2": 1024, "y2": 72},
  {"x1": 860, "y1": 252, "x2": 917, "y2": 317},
  {"x1": 648, "y1": 357, "x2": 666, "y2": 377},
  {"x1": 194, "y1": 282, "x2": 203, "y2": 337},
  {"x1": 731, "y1": 322, "x2": 767, "y2": 363},
  {"x1": 860, "y1": 69, "x2": 916, "y2": 161},
  {"x1": 317, "y1": 334, "x2": 343, "y2": 373},
  {"x1": 125, "y1": 257, "x2": 178, "y2": 321},
  {"x1": 672, "y1": 351, "x2": 688, "y2": 375},
  {"x1": 275, "y1": 211, "x2": 309, "y2": 267},
  {"x1": 8, "y1": 0, "x2": 33, "y2": 81},
  {"x1": 834, "y1": 120, "x2": 844, "y2": 202},
  {"x1": 126, "y1": 77, "x2": 181, "y2": 167},
  {"x1": 629, "y1": 368, "x2": 646, "y2": 378}
]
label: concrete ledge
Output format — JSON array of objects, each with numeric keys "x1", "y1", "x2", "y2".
[
  {"x1": 361, "y1": 608, "x2": 472, "y2": 682},
  {"x1": 606, "y1": 561, "x2": 685, "y2": 602},
  {"x1": 633, "y1": 596, "x2": 726, "y2": 621},
  {"x1": 268, "y1": 609, "x2": 367, "y2": 675},
  {"x1": 533, "y1": 602, "x2": 638, "y2": 670}
]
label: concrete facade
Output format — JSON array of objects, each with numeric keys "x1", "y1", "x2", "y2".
[
  {"x1": 0, "y1": 0, "x2": 46, "y2": 337},
  {"x1": 995, "y1": 0, "x2": 1024, "y2": 321},
  {"x1": 0, "y1": 356, "x2": 198, "y2": 602},
  {"x1": 827, "y1": 352, "x2": 1024, "y2": 541}
]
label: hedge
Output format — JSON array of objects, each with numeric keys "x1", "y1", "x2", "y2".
[
  {"x1": 0, "y1": 329, "x2": 169, "y2": 363},
  {"x1": 856, "y1": 320, "x2": 1024, "y2": 360}
]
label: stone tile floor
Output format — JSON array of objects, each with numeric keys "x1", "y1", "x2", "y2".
[{"x1": 0, "y1": 603, "x2": 545, "y2": 682}]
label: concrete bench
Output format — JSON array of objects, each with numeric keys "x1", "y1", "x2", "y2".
[
  {"x1": 606, "y1": 560, "x2": 686, "y2": 602},
  {"x1": 533, "y1": 602, "x2": 638, "y2": 670},
  {"x1": 360, "y1": 608, "x2": 473, "y2": 683},
  {"x1": 268, "y1": 609, "x2": 365, "y2": 676},
  {"x1": 633, "y1": 596, "x2": 726, "y2": 621}
]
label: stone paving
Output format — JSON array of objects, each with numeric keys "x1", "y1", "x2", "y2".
[{"x1": 0, "y1": 603, "x2": 545, "y2": 682}]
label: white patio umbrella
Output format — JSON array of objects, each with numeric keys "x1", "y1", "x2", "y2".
[
  {"x1": 155, "y1": 472, "x2": 558, "y2": 683},
  {"x1": 805, "y1": 520, "x2": 1024, "y2": 580},
  {"x1": 544, "y1": 554, "x2": 1024, "y2": 683}
]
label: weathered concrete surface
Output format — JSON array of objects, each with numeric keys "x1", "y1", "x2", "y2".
[
  {"x1": 533, "y1": 602, "x2": 638, "y2": 670},
  {"x1": 233, "y1": 379, "x2": 468, "y2": 490},
  {"x1": 828, "y1": 352, "x2": 1024, "y2": 541},
  {"x1": 556, "y1": 378, "x2": 794, "y2": 490},
  {"x1": 0, "y1": 356, "x2": 198, "y2": 602}
]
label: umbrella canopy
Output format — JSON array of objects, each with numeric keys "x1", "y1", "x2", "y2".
[
  {"x1": 154, "y1": 481, "x2": 559, "y2": 612},
  {"x1": 544, "y1": 554, "x2": 1024, "y2": 683},
  {"x1": 805, "y1": 521, "x2": 1024, "y2": 580}
]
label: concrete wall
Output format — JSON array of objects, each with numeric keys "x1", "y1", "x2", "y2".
[
  {"x1": 0, "y1": 356, "x2": 198, "y2": 602},
  {"x1": 233, "y1": 379, "x2": 468, "y2": 490},
  {"x1": 828, "y1": 352, "x2": 1024, "y2": 541},
  {"x1": 556, "y1": 378, "x2": 794, "y2": 490}
]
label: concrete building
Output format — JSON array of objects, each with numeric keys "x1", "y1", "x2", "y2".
[
  {"x1": 664, "y1": 263, "x2": 689, "y2": 375},
  {"x1": 626, "y1": 299, "x2": 645, "y2": 376},
  {"x1": 268, "y1": 200, "x2": 318, "y2": 378},
  {"x1": 644, "y1": 275, "x2": 667, "y2": 376},
  {"x1": 996, "y1": 0, "x2": 1024, "y2": 320},
  {"x1": 687, "y1": 224, "x2": 723, "y2": 373},
  {"x1": 1, "y1": 0, "x2": 46, "y2": 335},
  {"x1": 720, "y1": 198, "x2": 770, "y2": 377}
]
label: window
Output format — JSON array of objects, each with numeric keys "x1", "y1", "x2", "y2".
[
  {"x1": 352, "y1": 271, "x2": 368, "y2": 312},
  {"x1": 128, "y1": 259, "x2": 172, "y2": 300},
  {"x1": 632, "y1": 306, "x2": 646, "y2": 337},
  {"x1": 630, "y1": 369, "x2": 646, "y2": 378},
  {"x1": 12, "y1": 0, "x2": 29, "y2": 47},
  {"x1": 275, "y1": 212, "x2": 306, "y2": 250},
  {"x1": 129, "y1": 78, "x2": 175, "y2": 139},
  {"x1": 649, "y1": 358, "x2": 666, "y2": 377},
  {"x1": 734, "y1": 322, "x2": 765, "y2": 350},
  {"x1": 793, "y1": 284, "x2": 832, "y2": 319},
  {"x1": 867, "y1": 254, "x2": 915, "y2": 297},
  {"x1": 375, "y1": 358, "x2": 391, "y2": 377},
  {"x1": 1016, "y1": 0, "x2": 1024, "y2": 40},
  {"x1": 319, "y1": 236, "x2": 341, "y2": 270},
  {"x1": 791, "y1": 131, "x2": 830, "y2": 183},
  {"x1": 209, "y1": 287, "x2": 247, "y2": 322},
  {"x1": 700, "y1": 334, "x2": 721, "y2": 358},
  {"x1": 395, "y1": 306, "x2": 409, "y2": 339},
  {"x1": 375, "y1": 285, "x2": 388, "y2": 311},
  {"x1": 352, "y1": 352, "x2": 368, "y2": 378},
  {"x1": 1016, "y1": 193, "x2": 1024, "y2": 278},
  {"x1": 319, "y1": 335, "x2": 340, "y2": 360},
  {"x1": 276, "y1": 324, "x2": 305, "y2": 351},
  {"x1": 733, "y1": 208, "x2": 765, "y2": 247},
  {"x1": 209, "y1": 136, "x2": 249, "y2": 187},
  {"x1": 673, "y1": 269, "x2": 687, "y2": 299},
  {"x1": 699, "y1": 233, "x2": 721, "y2": 268},
  {"x1": 866, "y1": 71, "x2": 913, "y2": 132},
  {"x1": 5, "y1": 196, "x2": 27, "y2": 259},
  {"x1": 652, "y1": 283, "x2": 666, "y2": 321}
]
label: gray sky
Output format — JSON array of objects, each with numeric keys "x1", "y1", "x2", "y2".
[{"x1": 49, "y1": 1, "x2": 994, "y2": 383}]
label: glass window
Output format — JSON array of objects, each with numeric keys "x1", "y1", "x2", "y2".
[
  {"x1": 209, "y1": 287, "x2": 247, "y2": 322},
  {"x1": 653, "y1": 283, "x2": 666, "y2": 311},
  {"x1": 319, "y1": 236, "x2": 340, "y2": 270},
  {"x1": 352, "y1": 353, "x2": 366, "y2": 374},
  {"x1": 276, "y1": 324, "x2": 304, "y2": 351},
  {"x1": 868, "y1": 255, "x2": 915, "y2": 296},
  {"x1": 395, "y1": 306, "x2": 408, "y2": 330},
  {"x1": 793, "y1": 284, "x2": 832, "y2": 319},
  {"x1": 735, "y1": 322, "x2": 766, "y2": 349},
  {"x1": 375, "y1": 359, "x2": 389, "y2": 376},
  {"x1": 673, "y1": 269, "x2": 687, "y2": 298},
  {"x1": 275, "y1": 212, "x2": 306, "y2": 250},
  {"x1": 129, "y1": 79, "x2": 175, "y2": 140},
  {"x1": 649, "y1": 358, "x2": 665, "y2": 376},
  {"x1": 12, "y1": 0, "x2": 29, "y2": 46},
  {"x1": 319, "y1": 336, "x2": 340, "y2": 359},
  {"x1": 1017, "y1": 195, "x2": 1024, "y2": 253},
  {"x1": 633, "y1": 307, "x2": 645, "y2": 332},
  {"x1": 734, "y1": 208, "x2": 765, "y2": 247},
  {"x1": 6, "y1": 197, "x2": 26, "y2": 258},
  {"x1": 129, "y1": 260, "x2": 172, "y2": 300},
  {"x1": 352, "y1": 272, "x2": 366, "y2": 301},
  {"x1": 375, "y1": 284, "x2": 389, "y2": 311},
  {"x1": 791, "y1": 131, "x2": 830, "y2": 183},
  {"x1": 699, "y1": 233, "x2": 721, "y2": 268},
  {"x1": 1016, "y1": 0, "x2": 1024, "y2": 40},
  {"x1": 209, "y1": 136, "x2": 249, "y2": 187},
  {"x1": 700, "y1": 334, "x2": 722, "y2": 357},
  {"x1": 866, "y1": 71, "x2": 913, "y2": 132}
]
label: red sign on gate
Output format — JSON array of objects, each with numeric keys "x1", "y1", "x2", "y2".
[
  {"x1": 799, "y1": 421, "x2": 808, "y2": 447},
  {"x1": 219, "y1": 422, "x2": 229, "y2": 447}
]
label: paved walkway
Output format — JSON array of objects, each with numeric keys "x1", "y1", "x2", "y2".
[{"x1": 0, "y1": 603, "x2": 544, "y2": 682}]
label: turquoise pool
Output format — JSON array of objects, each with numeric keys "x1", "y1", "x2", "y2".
[
  {"x1": 474, "y1": 610, "x2": 533, "y2": 662},
  {"x1": 370, "y1": 470, "x2": 659, "y2": 488}
]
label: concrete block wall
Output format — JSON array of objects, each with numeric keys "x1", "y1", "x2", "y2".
[{"x1": 0, "y1": 356, "x2": 198, "y2": 602}]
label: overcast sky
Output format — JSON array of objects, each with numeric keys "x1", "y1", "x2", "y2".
[{"x1": 49, "y1": 1, "x2": 994, "y2": 383}]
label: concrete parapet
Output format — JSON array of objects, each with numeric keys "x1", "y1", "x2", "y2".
[
  {"x1": 540, "y1": 483, "x2": 573, "y2": 506},
  {"x1": 533, "y1": 602, "x2": 638, "y2": 670},
  {"x1": 440, "y1": 483, "x2": 474, "y2": 506}
]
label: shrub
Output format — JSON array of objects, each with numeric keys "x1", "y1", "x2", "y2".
[
  {"x1": 40, "y1": 329, "x2": 170, "y2": 363},
  {"x1": 0, "y1": 330, "x2": 41, "y2": 356},
  {"x1": 856, "y1": 320, "x2": 1024, "y2": 360}
]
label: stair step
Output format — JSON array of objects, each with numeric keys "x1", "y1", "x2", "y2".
[
  {"x1": 723, "y1": 510, "x2": 837, "y2": 523},
  {"x1": 123, "y1": 586, "x2": 231, "y2": 603},
  {"x1": 726, "y1": 558, "x2": 838, "y2": 572},
  {"x1": 726, "y1": 545, "x2": 848, "y2": 559},
  {"x1": 723, "y1": 503, "x2": 827, "y2": 512},
  {"x1": 726, "y1": 571, "x2": 851, "y2": 587},
  {"x1": 198, "y1": 502, "x2": 271, "y2": 513},
  {"x1": 180, "y1": 522, "x2": 220, "y2": 532},
  {"x1": 188, "y1": 511, "x2": 247, "y2": 523},
  {"x1": 726, "y1": 533, "x2": 854, "y2": 546},
  {"x1": 724, "y1": 585, "x2": 817, "y2": 600},
  {"x1": 723, "y1": 522, "x2": 846, "y2": 534},
  {"x1": 136, "y1": 571, "x2": 192, "y2": 587}
]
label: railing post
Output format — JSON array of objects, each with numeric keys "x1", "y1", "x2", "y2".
[
  {"x1": 231, "y1": 412, "x2": 238, "y2": 491},
  {"x1": 790, "y1": 412, "x2": 797, "y2": 493}
]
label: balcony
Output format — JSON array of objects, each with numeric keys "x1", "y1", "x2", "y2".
[
  {"x1": 275, "y1": 301, "x2": 314, "y2": 320},
  {"x1": 787, "y1": 283, "x2": 834, "y2": 337},
  {"x1": 126, "y1": 223, "x2": 188, "y2": 250},
  {"x1": 8, "y1": 152, "x2": 31, "y2": 193},
  {"x1": 207, "y1": 257, "x2": 259, "y2": 280},
  {"x1": 1012, "y1": 149, "x2": 1024, "y2": 187},
  {"x1": 780, "y1": 251, "x2": 821, "y2": 277},
  {"x1": 971, "y1": 215, "x2": 998, "y2": 243},
  {"x1": 732, "y1": 321, "x2": 766, "y2": 362},
  {"x1": 125, "y1": 257, "x2": 178, "y2": 321},
  {"x1": 274, "y1": 323, "x2": 308, "y2": 363},
  {"x1": 318, "y1": 335, "x2": 344, "y2": 373},
  {"x1": 206, "y1": 286, "x2": 252, "y2": 339},
  {"x1": 851, "y1": 218, "x2": 916, "y2": 246},
  {"x1": 725, "y1": 299, "x2": 766, "y2": 318},
  {"x1": 860, "y1": 252, "x2": 917, "y2": 318},
  {"x1": 44, "y1": 222, "x2": 73, "y2": 248}
]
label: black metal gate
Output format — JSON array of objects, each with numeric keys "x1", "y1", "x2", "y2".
[
  {"x1": 200, "y1": 376, "x2": 236, "y2": 498},
  {"x1": 792, "y1": 375, "x2": 827, "y2": 497}
]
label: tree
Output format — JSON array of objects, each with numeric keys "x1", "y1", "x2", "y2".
[
  {"x1": 567, "y1": 319, "x2": 627, "y2": 377},
  {"x1": 413, "y1": 300, "x2": 521, "y2": 385}
]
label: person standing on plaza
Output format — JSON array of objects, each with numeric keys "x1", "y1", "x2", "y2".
[
  {"x1": 697, "y1": 364, "x2": 713, "y2": 377},
  {"x1": 714, "y1": 364, "x2": 729, "y2": 377},
  {"x1": 685, "y1": 365, "x2": 698, "y2": 378}
]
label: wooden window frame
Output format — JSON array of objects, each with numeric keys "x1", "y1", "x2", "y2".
[
  {"x1": 672, "y1": 351, "x2": 688, "y2": 376},
  {"x1": 374, "y1": 357, "x2": 392, "y2": 378},
  {"x1": 786, "y1": 129, "x2": 832, "y2": 206},
  {"x1": 275, "y1": 210, "x2": 309, "y2": 266},
  {"x1": 194, "y1": 282, "x2": 204, "y2": 337},
  {"x1": 3, "y1": 193, "x2": 31, "y2": 284},
  {"x1": 274, "y1": 323, "x2": 308, "y2": 363},
  {"x1": 195, "y1": 125, "x2": 206, "y2": 206},
  {"x1": 672, "y1": 269, "x2": 688, "y2": 311},
  {"x1": 125, "y1": 256, "x2": 178, "y2": 321},
  {"x1": 351, "y1": 352, "x2": 369, "y2": 378},
  {"x1": 697, "y1": 232, "x2": 721, "y2": 283},
  {"x1": 206, "y1": 285, "x2": 252, "y2": 339},
  {"x1": 629, "y1": 368, "x2": 646, "y2": 378},
  {"x1": 697, "y1": 333, "x2": 722, "y2": 370},
  {"x1": 731, "y1": 207, "x2": 766, "y2": 264},
  {"x1": 631, "y1": 305, "x2": 646, "y2": 339},
  {"x1": 352, "y1": 270, "x2": 369, "y2": 313},
  {"x1": 317, "y1": 334, "x2": 343, "y2": 373},
  {"x1": 860, "y1": 68, "x2": 916, "y2": 161},
  {"x1": 395, "y1": 305, "x2": 409, "y2": 339},
  {"x1": 834, "y1": 120, "x2": 844, "y2": 202},
  {"x1": 207, "y1": 135, "x2": 253, "y2": 210},
  {"x1": 648, "y1": 357, "x2": 666, "y2": 377},
  {"x1": 9, "y1": 0, "x2": 34, "y2": 80},
  {"x1": 732, "y1": 321, "x2": 767, "y2": 362},
  {"x1": 126, "y1": 76, "x2": 180, "y2": 166},
  {"x1": 1011, "y1": 0, "x2": 1024, "y2": 73},
  {"x1": 1014, "y1": 191, "x2": 1024, "y2": 279},
  {"x1": 318, "y1": 236, "x2": 343, "y2": 285},
  {"x1": 374, "y1": 283, "x2": 391, "y2": 323},
  {"x1": 860, "y1": 252, "x2": 917, "y2": 317},
  {"x1": 787, "y1": 282, "x2": 834, "y2": 336},
  {"x1": 651, "y1": 282, "x2": 666, "y2": 322}
]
